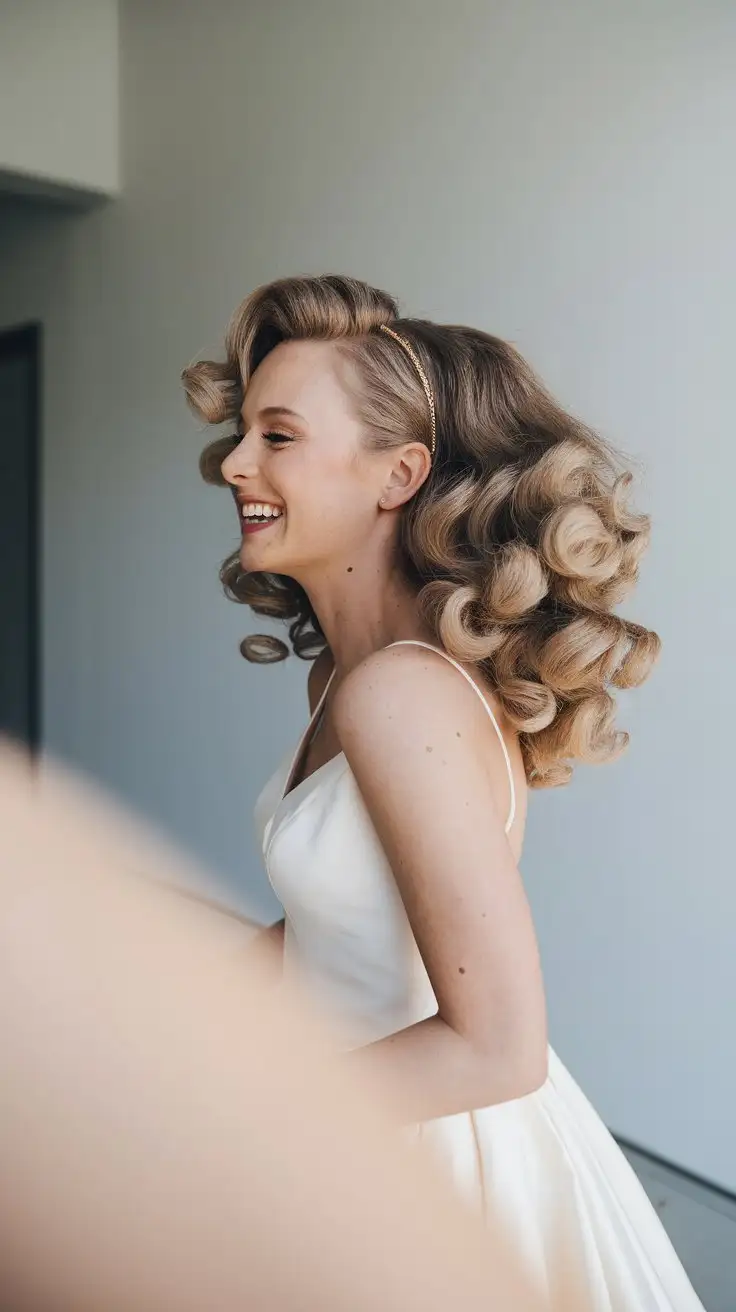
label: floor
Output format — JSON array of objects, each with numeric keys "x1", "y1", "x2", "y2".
[{"x1": 622, "y1": 1143, "x2": 736, "y2": 1311}]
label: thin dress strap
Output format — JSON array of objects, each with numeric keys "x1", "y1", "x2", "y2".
[
  {"x1": 386, "y1": 640, "x2": 516, "y2": 834},
  {"x1": 282, "y1": 666, "x2": 336, "y2": 801}
]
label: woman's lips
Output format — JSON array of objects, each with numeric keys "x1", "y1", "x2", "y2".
[
  {"x1": 241, "y1": 519, "x2": 279, "y2": 535},
  {"x1": 237, "y1": 499, "x2": 284, "y2": 536}
]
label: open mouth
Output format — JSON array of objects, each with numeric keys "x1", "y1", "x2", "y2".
[{"x1": 239, "y1": 501, "x2": 284, "y2": 535}]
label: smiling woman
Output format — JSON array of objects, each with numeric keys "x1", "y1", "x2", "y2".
[
  {"x1": 183, "y1": 275, "x2": 657, "y2": 789},
  {"x1": 214, "y1": 328, "x2": 420, "y2": 664},
  {"x1": 180, "y1": 274, "x2": 702, "y2": 1311}
]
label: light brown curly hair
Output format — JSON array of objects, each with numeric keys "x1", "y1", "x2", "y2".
[{"x1": 182, "y1": 274, "x2": 660, "y2": 788}]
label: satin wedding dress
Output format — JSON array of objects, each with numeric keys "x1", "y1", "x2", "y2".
[{"x1": 255, "y1": 641, "x2": 703, "y2": 1310}]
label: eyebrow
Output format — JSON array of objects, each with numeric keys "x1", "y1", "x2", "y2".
[{"x1": 239, "y1": 404, "x2": 307, "y2": 428}]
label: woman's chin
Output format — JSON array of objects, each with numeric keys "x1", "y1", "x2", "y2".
[
  {"x1": 239, "y1": 541, "x2": 267, "y2": 569},
  {"x1": 237, "y1": 519, "x2": 283, "y2": 562},
  {"x1": 239, "y1": 537, "x2": 287, "y2": 573}
]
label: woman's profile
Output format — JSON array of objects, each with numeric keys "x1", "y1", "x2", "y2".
[{"x1": 183, "y1": 275, "x2": 702, "y2": 1310}]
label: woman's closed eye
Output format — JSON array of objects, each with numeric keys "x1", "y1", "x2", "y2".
[
  {"x1": 262, "y1": 430, "x2": 296, "y2": 446},
  {"x1": 227, "y1": 429, "x2": 297, "y2": 449}
]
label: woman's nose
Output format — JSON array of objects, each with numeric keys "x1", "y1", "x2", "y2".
[{"x1": 221, "y1": 435, "x2": 258, "y2": 486}]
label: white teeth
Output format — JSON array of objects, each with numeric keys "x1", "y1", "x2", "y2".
[{"x1": 241, "y1": 502, "x2": 283, "y2": 519}]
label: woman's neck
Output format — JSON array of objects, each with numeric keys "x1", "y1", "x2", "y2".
[{"x1": 302, "y1": 554, "x2": 431, "y2": 678}]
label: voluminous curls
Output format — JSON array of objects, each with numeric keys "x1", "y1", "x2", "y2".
[{"x1": 182, "y1": 274, "x2": 660, "y2": 788}]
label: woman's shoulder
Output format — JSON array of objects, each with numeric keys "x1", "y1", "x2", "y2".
[
  {"x1": 337, "y1": 641, "x2": 506, "y2": 723},
  {"x1": 333, "y1": 642, "x2": 501, "y2": 747},
  {"x1": 333, "y1": 641, "x2": 526, "y2": 843}
]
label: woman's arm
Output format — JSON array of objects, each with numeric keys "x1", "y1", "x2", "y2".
[
  {"x1": 333, "y1": 645, "x2": 548, "y2": 1124},
  {"x1": 0, "y1": 742, "x2": 544, "y2": 1312}
]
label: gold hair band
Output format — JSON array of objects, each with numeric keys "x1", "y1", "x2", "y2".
[{"x1": 379, "y1": 324, "x2": 437, "y2": 457}]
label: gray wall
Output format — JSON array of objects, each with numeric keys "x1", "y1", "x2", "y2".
[
  {"x1": 0, "y1": 0, "x2": 734, "y2": 1189},
  {"x1": 0, "y1": 0, "x2": 119, "y2": 197}
]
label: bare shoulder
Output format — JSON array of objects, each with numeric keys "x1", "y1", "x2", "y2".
[
  {"x1": 333, "y1": 644, "x2": 499, "y2": 758},
  {"x1": 333, "y1": 643, "x2": 524, "y2": 836},
  {"x1": 307, "y1": 647, "x2": 335, "y2": 714}
]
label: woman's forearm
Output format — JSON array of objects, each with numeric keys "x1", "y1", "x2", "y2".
[
  {"x1": 353, "y1": 1015, "x2": 547, "y2": 1123},
  {"x1": 0, "y1": 746, "x2": 545, "y2": 1312}
]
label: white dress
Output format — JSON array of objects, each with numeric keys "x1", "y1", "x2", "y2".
[{"x1": 255, "y1": 641, "x2": 704, "y2": 1311}]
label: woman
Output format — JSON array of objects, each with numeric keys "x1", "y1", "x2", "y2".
[{"x1": 183, "y1": 275, "x2": 703, "y2": 1310}]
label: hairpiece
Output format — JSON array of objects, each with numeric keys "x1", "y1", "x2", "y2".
[{"x1": 379, "y1": 324, "x2": 436, "y2": 457}]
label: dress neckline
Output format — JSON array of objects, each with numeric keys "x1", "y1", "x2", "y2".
[{"x1": 280, "y1": 666, "x2": 338, "y2": 804}]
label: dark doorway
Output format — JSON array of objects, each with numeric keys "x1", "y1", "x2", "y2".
[{"x1": 0, "y1": 323, "x2": 41, "y2": 750}]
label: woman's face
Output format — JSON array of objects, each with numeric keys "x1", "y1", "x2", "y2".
[{"x1": 221, "y1": 339, "x2": 390, "y2": 580}]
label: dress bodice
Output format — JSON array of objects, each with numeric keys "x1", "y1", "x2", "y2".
[{"x1": 256, "y1": 743, "x2": 439, "y2": 1047}]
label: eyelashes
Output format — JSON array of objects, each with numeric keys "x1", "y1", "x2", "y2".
[
  {"x1": 262, "y1": 431, "x2": 295, "y2": 445},
  {"x1": 229, "y1": 430, "x2": 295, "y2": 448}
]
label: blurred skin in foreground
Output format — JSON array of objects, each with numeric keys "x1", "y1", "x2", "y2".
[{"x1": 0, "y1": 742, "x2": 548, "y2": 1312}]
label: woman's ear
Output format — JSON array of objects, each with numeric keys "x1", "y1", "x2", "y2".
[{"x1": 379, "y1": 444, "x2": 431, "y2": 510}]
